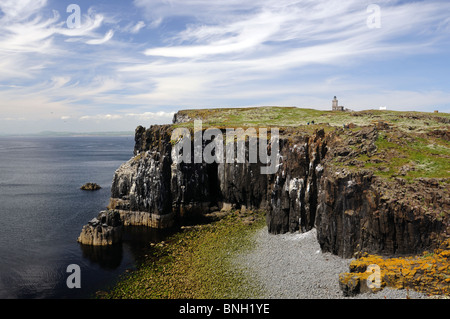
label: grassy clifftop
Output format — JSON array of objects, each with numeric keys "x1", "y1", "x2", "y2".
[
  {"x1": 174, "y1": 106, "x2": 449, "y2": 133},
  {"x1": 173, "y1": 106, "x2": 449, "y2": 181}
]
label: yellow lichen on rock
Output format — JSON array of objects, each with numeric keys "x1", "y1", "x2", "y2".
[{"x1": 339, "y1": 241, "x2": 450, "y2": 297}]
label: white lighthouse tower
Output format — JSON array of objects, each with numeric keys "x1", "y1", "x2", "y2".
[{"x1": 332, "y1": 96, "x2": 344, "y2": 111}]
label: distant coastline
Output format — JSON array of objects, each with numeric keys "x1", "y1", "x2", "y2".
[{"x1": 0, "y1": 131, "x2": 135, "y2": 137}]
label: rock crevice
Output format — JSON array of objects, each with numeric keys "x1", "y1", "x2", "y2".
[{"x1": 78, "y1": 116, "x2": 447, "y2": 260}]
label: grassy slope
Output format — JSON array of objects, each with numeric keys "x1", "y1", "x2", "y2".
[{"x1": 364, "y1": 131, "x2": 450, "y2": 180}]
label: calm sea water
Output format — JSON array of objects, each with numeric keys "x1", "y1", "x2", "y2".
[{"x1": 0, "y1": 136, "x2": 168, "y2": 299}]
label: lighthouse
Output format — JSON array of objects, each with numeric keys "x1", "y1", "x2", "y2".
[{"x1": 332, "y1": 96, "x2": 344, "y2": 111}]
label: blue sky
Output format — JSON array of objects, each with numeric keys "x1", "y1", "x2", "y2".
[{"x1": 1, "y1": 0, "x2": 450, "y2": 134}]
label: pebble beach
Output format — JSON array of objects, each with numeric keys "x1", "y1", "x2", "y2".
[{"x1": 238, "y1": 227, "x2": 430, "y2": 299}]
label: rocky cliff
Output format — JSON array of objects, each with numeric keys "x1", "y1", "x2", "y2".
[{"x1": 78, "y1": 108, "x2": 449, "y2": 258}]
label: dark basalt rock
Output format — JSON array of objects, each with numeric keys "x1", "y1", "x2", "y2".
[
  {"x1": 80, "y1": 183, "x2": 102, "y2": 191},
  {"x1": 78, "y1": 113, "x2": 448, "y2": 255}
]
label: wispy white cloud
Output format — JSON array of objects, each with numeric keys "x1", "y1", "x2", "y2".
[
  {"x1": 0, "y1": 3, "x2": 107, "y2": 53},
  {"x1": 0, "y1": 0, "x2": 115, "y2": 83},
  {"x1": 122, "y1": 0, "x2": 450, "y2": 111},
  {"x1": 145, "y1": 10, "x2": 286, "y2": 58},
  {"x1": 119, "y1": 20, "x2": 147, "y2": 34},
  {"x1": 78, "y1": 111, "x2": 175, "y2": 123},
  {"x1": 0, "y1": 0, "x2": 449, "y2": 134},
  {"x1": 0, "y1": 0, "x2": 48, "y2": 21},
  {"x1": 143, "y1": 0, "x2": 449, "y2": 62},
  {"x1": 86, "y1": 29, "x2": 114, "y2": 45},
  {"x1": 131, "y1": 21, "x2": 146, "y2": 34},
  {"x1": 79, "y1": 114, "x2": 123, "y2": 121}
]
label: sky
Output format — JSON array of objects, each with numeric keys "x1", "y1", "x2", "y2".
[{"x1": 0, "y1": 0, "x2": 450, "y2": 134}]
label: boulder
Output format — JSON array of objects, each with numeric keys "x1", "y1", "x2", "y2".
[
  {"x1": 80, "y1": 183, "x2": 102, "y2": 191},
  {"x1": 77, "y1": 210, "x2": 122, "y2": 246}
]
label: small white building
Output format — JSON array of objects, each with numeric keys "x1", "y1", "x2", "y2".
[{"x1": 332, "y1": 96, "x2": 344, "y2": 111}]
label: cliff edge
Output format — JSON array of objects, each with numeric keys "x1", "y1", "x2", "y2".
[{"x1": 78, "y1": 107, "x2": 449, "y2": 260}]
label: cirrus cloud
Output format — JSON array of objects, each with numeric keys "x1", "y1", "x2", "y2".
[{"x1": 1, "y1": 0, "x2": 450, "y2": 135}]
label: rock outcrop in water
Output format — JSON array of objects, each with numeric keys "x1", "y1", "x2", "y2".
[
  {"x1": 78, "y1": 110, "x2": 448, "y2": 260},
  {"x1": 80, "y1": 182, "x2": 101, "y2": 191},
  {"x1": 77, "y1": 210, "x2": 122, "y2": 246}
]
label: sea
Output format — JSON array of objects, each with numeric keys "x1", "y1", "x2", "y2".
[{"x1": 0, "y1": 136, "x2": 169, "y2": 299}]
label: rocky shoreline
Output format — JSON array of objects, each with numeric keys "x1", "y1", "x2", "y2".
[
  {"x1": 79, "y1": 117, "x2": 448, "y2": 256},
  {"x1": 238, "y1": 227, "x2": 432, "y2": 299},
  {"x1": 77, "y1": 107, "x2": 449, "y2": 298}
]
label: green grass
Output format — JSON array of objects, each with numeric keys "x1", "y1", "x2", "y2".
[
  {"x1": 100, "y1": 211, "x2": 266, "y2": 299},
  {"x1": 356, "y1": 131, "x2": 450, "y2": 181},
  {"x1": 174, "y1": 106, "x2": 449, "y2": 181},
  {"x1": 406, "y1": 139, "x2": 450, "y2": 180},
  {"x1": 173, "y1": 106, "x2": 326, "y2": 129}
]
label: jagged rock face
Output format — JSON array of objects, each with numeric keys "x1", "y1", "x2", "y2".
[
  {"x1": 112, "y1": 125, "x2": 230, "y2": 225},
  {"x1": 123, "y1": 125, "x2": 328, "y2": 234},
  {"x1": 316, "y1": 170, "x2": 446, "y2": 258},
  {"x1": 80, "y1": 121, "x2": 447, "y2": 256},
  {"x1": 314, "y1": 129, "x2": 447, "y2": 258},
  {"x1": 114, "y1": 125, "x2": 274, "y2": 224},
  {"x1": 266, "y1": 131, "x2": 327, "y2": 234},
  {"x1": 172, "y1": 112, "x2": 192, "y2": 124},
  {"x1": 109, "y1": 125, "x2": 175, "y2": 228}
]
